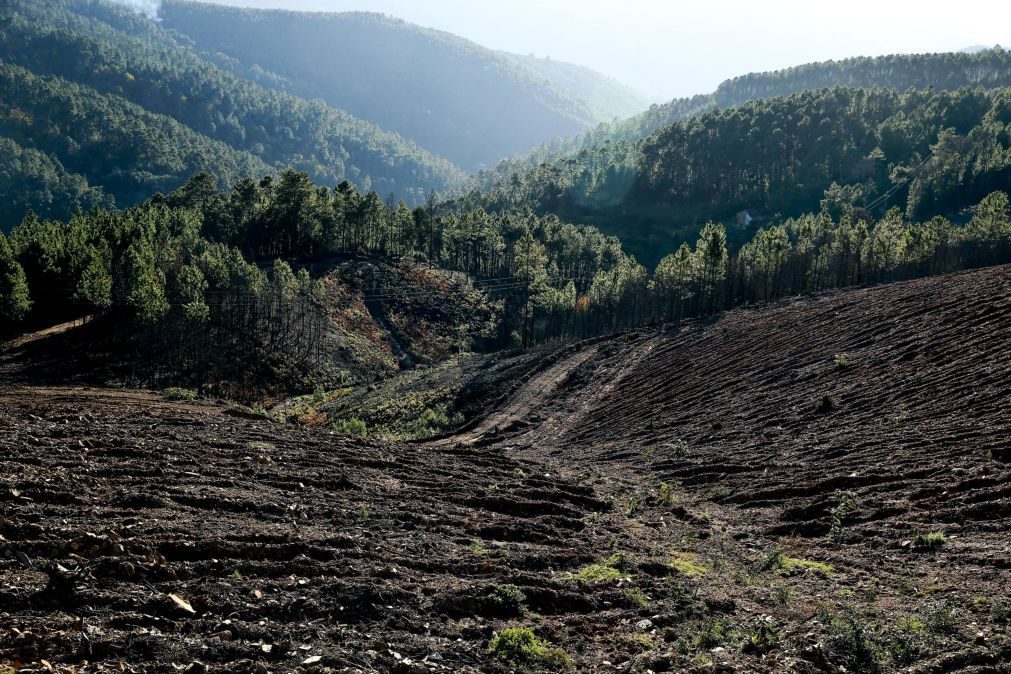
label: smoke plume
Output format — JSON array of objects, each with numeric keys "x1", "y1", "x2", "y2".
[{"x1": 109, "y1": 0, "x2": 162, "y2": 21}]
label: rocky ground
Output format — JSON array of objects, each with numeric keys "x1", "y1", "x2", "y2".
[{"x1": 2, "y1": 265, "x2": 1010, "y2": 673}]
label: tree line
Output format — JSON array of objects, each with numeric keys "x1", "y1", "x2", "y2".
[
  {"x1": 460, "y1": 85, "x2": 1011, "y2": 268},
  {"x1": 2, "y1": 168, "x2": 1007, "y2": 394}
]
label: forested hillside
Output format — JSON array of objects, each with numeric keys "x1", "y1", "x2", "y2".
[
  {"x1": 0, "y1": 0, "x2": 463, "y2": 231},
  {"x1": 159, "y1": 0, "x2": 646, "y2": 170},
  {"x1": 471, "y1": 49, "x2": 1011, "y2": 221},
  {"x1": 464, "y1": 85, "x2": 1011, "y2": 267}
]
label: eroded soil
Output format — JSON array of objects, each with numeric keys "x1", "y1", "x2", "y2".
[{"x1": 3, "y1": 266, "x2": 1011, "y2": 673}]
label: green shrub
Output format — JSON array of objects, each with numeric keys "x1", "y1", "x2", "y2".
[
  {"x1": 834, "y1": 353, "x2": 850, "y2": 368},
  {"x1": 333, "y1": 417, "x2": 368, "y2": 436},
  {"x1": 913, "y1": 532, "x2": 945, "y2": 550},
  {"x1": 656, "y1": 482, "x2": 677, "y2": 507},
  {"x1": 625, "y1": 493, "x2": 641, "y2": 516},
  {"x1": 487, "y1": 627, "x2": 571, "y2": 670},
  {"x1": 830, "y1": 490, "x2": 858, "y2": 537},
  {"x1": 163, "y1": 387, "x2": 197, "y2": 401},
  {"x1": 706, "y1": 485, "x2": 734, "y2": 501},
  {"x1": 487, "y1": 584, "x2": 527, "y2": 616},
  {"x1": 824, "y1": 609, "x2": 883, "y2": 674},
  {"x1": 623, "y1": 587, "x2": 648, "y2": 608}
]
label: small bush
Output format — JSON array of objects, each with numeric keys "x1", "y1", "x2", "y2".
[
  {"x1": 696, "y1": 618, "x2": 731, "y2": 649},
  {"x1": 744, "y1": 618, "x2": 778, "y2": 654},
  {"x1": 884, "y1": 616, "x2": 929, "y2": 666},
  {"x1": 706, "y1": 485, "x2": 734, "y2": 501},
  {"x1": 656, "y1": 482, "x2": 678, "y2": 507},
  {"x1": 625, "y1": 494, "x2": 641, "y2": 516},
  {"x1": 913, "y1": 532, "x2": 945, "y2": 550},
  {"x1": 487, "y1": 627, "x2": 571, "y2": 671},
  {"x1": 163, "y1": 387, "x2": 197, "y2": 401},
  {"x1": 623, "y1": 587, "x2": 648, "y2": 608},
  {"x1": 991, "y1": 600, "x2": 1009, "y2": 624},
  {"x1": 923, "y1": 602, "x2": 959, "y2": 634},
  {"x1": 830, "y1": 490, "x2": 858, "y2": 537},
  {"x1": 834, "y1": 353, "x2": 850, "y2": 369},
  {"x1": 333, "y1": 417, "x2": 367, "y2": 436},
  {"x1": 486, "y1": 584, "x2": 527, "y2": 616},
  {"x1": 664, "y1": 441, "x2": 691, "y2": 457},
  {"x1": 824, "y1": 609, "x2": 883, "y2": 674}
]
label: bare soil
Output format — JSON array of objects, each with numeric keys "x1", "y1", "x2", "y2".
[{"x1": 3, "y1": 265, "x2": 1011, "y2": 673}]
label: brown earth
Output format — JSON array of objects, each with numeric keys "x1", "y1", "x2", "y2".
[{"x1": 2, "y1": 265, "x2": 1011, "y2": 673}]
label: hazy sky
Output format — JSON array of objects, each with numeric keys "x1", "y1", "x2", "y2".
[{"x1": 203, "y1": 0, "x2": 1009, "y2": 101}]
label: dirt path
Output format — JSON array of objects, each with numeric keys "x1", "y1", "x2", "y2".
[{"x1": 429, "y1": 344, "x2": 602, "y2": 447}]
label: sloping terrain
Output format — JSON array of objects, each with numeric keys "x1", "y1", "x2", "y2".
[
  {"x1": 2, "y1": 266, "x2": 1010, "y2": 673},
  {"x1": 478, "y1": 264, "x2": 1011, "y2": 671}
]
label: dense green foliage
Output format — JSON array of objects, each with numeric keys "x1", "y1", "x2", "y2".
[
  {"x1": 0, "y1": 0, "x2": 463, "y2": 230},
  {"x1": 712, "y1": 48, "x2": 1011, "y2": 108},
  {"x1": 159, "y1": 0, "x2": 644, "y2": 170},
  {"x1": 478, "y1": 46, "x2": 1011, "y2": 176},
  {"x1": 462, "y1": 86, "x2": 1011, "y2": 267},
  {"x1": 0, "y1": 169, "x2": 627, "y2": 385}
]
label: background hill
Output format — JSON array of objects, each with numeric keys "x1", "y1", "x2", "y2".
[
  {"x1": 0, "y1": 0, "x2": 463, "y2": 230},
  {"x1": 158, "y1": 0, "x2": 648, "y2": 170},
  {"x1": 465, "y1": 51, "x2": 1011, "y2": 267}
]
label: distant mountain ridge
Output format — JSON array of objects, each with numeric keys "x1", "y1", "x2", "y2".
[
  {"x1": 0, "y1": 0, "x2": 468, "y2": 230},
  {"x1": 158, "y1": 1, "x2": 648, "y2": 170}
]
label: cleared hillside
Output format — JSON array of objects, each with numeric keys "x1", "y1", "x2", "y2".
[{"x1": 2, "y1": 266, "x2": 1009, "y2": 672}]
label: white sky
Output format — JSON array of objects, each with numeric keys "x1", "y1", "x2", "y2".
[{"x1": 203, "y1": 0, "x2": 1010, "y2": 101}]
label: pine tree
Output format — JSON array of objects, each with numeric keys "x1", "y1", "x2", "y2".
[{"x1": 0, "y1": 231, "x2": 31, "y2": 322}]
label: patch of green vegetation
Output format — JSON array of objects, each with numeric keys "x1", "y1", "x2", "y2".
[
  {"x1": 163, "y1": 387, "x2": 197, "y2": 401},
  {"x1": 656, "y1": 482, "x2": 678, "y2": 507},
  {"x1": 782, "y1": 556, "x2": 834, "y2": 575},
  {"x1": 623, "y1": 587, "x2": 649, "y2": 609},
  {"x1": 328, "y1": 385, "x2": 464, "y2": 440},
  {"x1": 706, "y1": 485, "x2": 734, "y2": 501},
  {"x1": 834, "y1": 353, "x2": 851, "y2": 369},
  {"x1": 568, "y1": 553, "x2": 632, "y2": 584},
  {"x1": 247, "y1": 440, "x2": 275, "y2": 451},
  {"x1": 669, "y1": 551, "x2": 708, "y2": 576},
  {"x1": 760, "y1": 546, "x2": 833, "y2": 575},
  {"x1": 625, "y1": 493, "x2": 641, "y2": 517},
  {"x1": 916, "y1": 584, "x2": 945, "y2": 597},
  {"x1": 487, "y1": 627, "x2": 571, "y2": 671},
  {"x1": 664, "y1": 440, "x2": 691, "y2": 457},
  {"x1": 991, "y1": 600, "x2": 1009, "y2": 624},
  {"x1": 333, "y1": 417, "x2": 368, "y2": 436},
  {"x1": 630, "y1": 633, "x2": 655, "y2": 650},
  {"x1": 830, "y1": 490, "x2": 858, "y2": 538},
  {"x1": 913, "y1": 531, "x2": 945, "y2": 550},
  {"x1": 467, "y1": 540, "x2": 490, "y2": 556},
  {"x1": 821, "y1": 602, "x2": 959, "y2": 671},
  {"x1": 486, "y1": 584, "x2": 527, "y2": 616}
]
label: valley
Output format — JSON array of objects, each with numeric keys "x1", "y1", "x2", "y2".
[{"x1": 2, "y1": 2, "x2": 1011, "y2": 672}]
